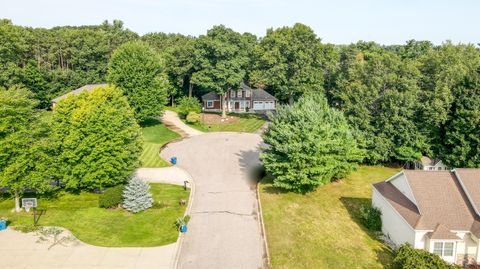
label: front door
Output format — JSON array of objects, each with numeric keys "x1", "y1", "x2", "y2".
[{"x1": 235, "y1": 102, "x2": 240, "y2": 110}]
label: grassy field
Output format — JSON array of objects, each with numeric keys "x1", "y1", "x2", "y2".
[
  {"x1": 0, "y1": 184, "x2": 189, "y2": 247},
  {"x1": 259, "y1": 166, "x2": 400, "y2": 269},
  {"x1": 140, "y1": 119, "x2": 180, "y2": 167},
  {"x1": 188, "y1": 113, "x2": 266, "y2": 133}
]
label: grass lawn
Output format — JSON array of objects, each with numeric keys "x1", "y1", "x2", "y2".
[
  {"x1": 140, "y1": 119, "x2": 181, "y2": 167},
  {"x1": 187, "y1": 113, "x2": 266, "y2": 133},
  {"x1": 259, "y1": 166, "x2": 400, "y2": 269},
  {"x1": 0, "y1": 184, "x2": 189, "y2": 247}
]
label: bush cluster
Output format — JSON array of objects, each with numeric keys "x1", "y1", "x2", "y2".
[
  {"x1": 186, "y1": 112, "x2": 201, "y2": 124},
  {"x1": 177, "y1": 96, "x2": 201, "y2": 119},
  {"x1": 99, "y1": 185, "x2": 124, "y2": 208},
  {"x1": 359, "y1": 205, "x2": 382, "y2": 231},
  {"x1": 394, "y1": 244, "x2": 461, "y2": 269}
]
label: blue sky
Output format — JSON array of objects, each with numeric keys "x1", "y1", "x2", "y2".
[{"x1": 1, "y1": 0, "x2": 478, "y2": 45}]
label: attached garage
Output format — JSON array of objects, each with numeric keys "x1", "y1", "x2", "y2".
[{"x1": 253, "y1": 101, "x2": 275, "y2": 110}]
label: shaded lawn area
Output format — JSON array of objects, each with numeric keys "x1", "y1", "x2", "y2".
[
  {"x1": 0, "y1": 184, "x2": 189, "y2": 247},
  {"x1": 259, "y1": 166, "x2": 400, "y2": 269},
  {"x1": 140, "y1": 118, "x2": 180, "y2": 167},
  {"x1": 187, "y1": 112, "x2": 266, "y2": 133}
]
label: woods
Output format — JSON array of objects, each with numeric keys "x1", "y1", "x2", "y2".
[{"x1": 1, "y1": 19, "x2": 480, "y2": 169}]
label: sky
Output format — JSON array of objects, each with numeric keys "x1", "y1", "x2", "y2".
[{"x1": 1, "y1": 0, "x2": 478, "y2": 45}]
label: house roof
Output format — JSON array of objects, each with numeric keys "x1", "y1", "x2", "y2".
[
  {"x1": 373, "y1": 170, "x2": 480, "y2": 237},
  {"x1": 52, "y1": 84, "x2": 108, "y2": 104},
  {"x1": 201, "y1": 82, "x2": 277, "y2": 101},
  {"x1": 456, "y1": 169, "x2": 480, "y2": 217},
  {"x1": 427, "y1": 223, "x2": 461, "y2": 240},
  {"x1": 419, "y1": 156, "x2": 440, "y2": 166}
]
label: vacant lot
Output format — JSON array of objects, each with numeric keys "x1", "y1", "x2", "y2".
[
  {"x1": 259, "y1": 166, "x2": 400, "y2": 268},
  {"x1": 140, "y1": 119, "x2": 180, "y2": 167},
  {"x1": 188, "y1": 113, "x2": 266, "y2": 133},
  {"x1": 0, "y1": 184, "x2": 189, "y2": 247}
]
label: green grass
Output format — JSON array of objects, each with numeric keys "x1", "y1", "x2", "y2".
[
  {"x1": 0, "y1": 184, "x2": 189, "y2": 247},
  {"x1": 140, "y1": 119, "x2": 181, "y2": 167},
  {"x1": 188, "y1": 113, "x2": 266, "y2": 133},
  {"x1": 259, "y1": 166, "x2": 401, "y2": 269}
]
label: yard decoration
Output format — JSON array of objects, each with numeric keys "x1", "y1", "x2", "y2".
[{"x1": 122, "y1": 176, "x2": 153, "y2": 213}]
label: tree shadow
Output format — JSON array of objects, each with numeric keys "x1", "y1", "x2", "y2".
[
  {"x1": 339, "y1": 197, "x2": 397, "y2": 269},
  {"x1": 139, "y1": 117, "x2": 161, "y2": 128},
  {"x1": 235, "y1": 141, "x2": 267, "y2": 187}
]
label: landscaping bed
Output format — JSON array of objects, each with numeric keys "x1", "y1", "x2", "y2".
[
  {"x1": 140, "y1": 118, "x2": 181, "y2": 167},
  {"x1": 0, "y1": 183, "x2": 189, "y2": 247},
  {"x1": 259, "y1": 166, "x2": 400, "y2": 268}
]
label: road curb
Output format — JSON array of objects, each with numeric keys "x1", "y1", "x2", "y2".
[
  {"x1": 171, "y1": 167, "x2": 196, "y2": 269},
  {"x1": 256, "y1": 182, "x2": 271, "y2": 268}
]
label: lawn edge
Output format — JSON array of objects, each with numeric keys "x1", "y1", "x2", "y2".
[{"x1": 257, "y1": 181, "x2": 271, "y2": 267}]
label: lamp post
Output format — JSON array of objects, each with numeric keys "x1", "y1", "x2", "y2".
[{"x1": 202, "y1": 106, "x2": 205, "y2": 124}]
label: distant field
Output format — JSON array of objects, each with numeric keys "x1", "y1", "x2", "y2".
[
  {"x1": 259, "y1": 166, "x2": 400, "y2": 269},
  {"x1": 140, "y1": 119, "x2": 180, "y2": 167}
]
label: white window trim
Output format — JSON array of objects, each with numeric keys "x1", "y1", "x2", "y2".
[
  {"x1": 237, "y1": 90, "x2": 242, "y2": 98},
  {"x1": 245, "y1": 90, "x2": 251, "y2": 97},
  {"x1": 206, "y1": 101, "x2": 214, "y2": 108},
  {"x1": 431, "y1": 241, "x2": 455, "y2": 258},
  {"x1": 230, "y1": 90, "x2": 235, "y2": 98}
]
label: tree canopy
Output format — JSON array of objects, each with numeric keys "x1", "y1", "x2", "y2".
[
  {"x1": 262, "y1": 94, "x2": 364, "y2": 193},
  {"x1": 107, "y1": 41, "x2": 169, "y2": 122},
  {"x1": 51, "y1": 85, "x2": 142, "y2": 190}
]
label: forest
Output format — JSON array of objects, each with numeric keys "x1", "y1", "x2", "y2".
[{"x1": 1, "y1": 18, "x2": 479, "y2": 168}]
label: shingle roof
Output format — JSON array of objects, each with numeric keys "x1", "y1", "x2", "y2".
[
  {"x1": 427, "y1": 223, "x2": 461, "y2": 240},
  {"x1": 201, "y1": 92, "x2": 220, "y2": 101},
  {"x1": 52, "y1": 84, "x2": 108, "y2": 104},
  {"x1": 419, "y1": 156, "x2": 440, "y2": 166},
  {"x1": 201, "y1": 82, "x2": 277, "y2": 102},
  {"x1": 373, "y1": 170, "x2": 480, "y2": 236},
  {"x1": 252, "y1": 89, "x2": 277, "y2": 101},
  {"x1": 456, "y1": 169, "x2": 480, "y2": 217}
]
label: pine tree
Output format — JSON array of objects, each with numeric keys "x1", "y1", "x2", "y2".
[{"x1": 122, "y1": 176, "x2": 153, "y2": 213}]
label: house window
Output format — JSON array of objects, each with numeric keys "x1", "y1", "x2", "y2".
[
  {"x1": 206, "y1": 101, "x2": 214, "y2": 108},
  {"x1": 245, "y1": 90, "x2": 251, "y2": 97},
  {"x1": 237, "y1": 90, "x2": 242, "y2": 98},
  {"x1": 433, "y1": 242, "x2": 454, "y2": 257},
  {"x1": 230, "y1": 90, "x2": 235, "y2": 98}
]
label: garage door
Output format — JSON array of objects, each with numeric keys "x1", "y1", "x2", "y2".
[
  {"x1": 265, "y1": 101, "x2": 275, "y2": 110},
  {"x1": 253, "y1": 101, "x2": 265, "y2": 110}
]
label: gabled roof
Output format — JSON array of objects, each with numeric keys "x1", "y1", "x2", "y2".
[
  {"x1": 52, "y1": 84, "x2": 108, "y2": 104},
  {"x1": 427, "y1": 223, "x2": 461, "y2": 240},
  {"x1": 201, "y1": 82, "x2": 277, "y2": 101},
  {"x1": 252, "y1": 89, "x2": 277, "y2": 101},
  {"x1": 455, "y1": 169, "x2": 480, "y2": 217},
  {"x1": 419, "y1": 156, "x2": 441, "y2": 166},
  {"x1": 373, "y1": 170, "x2": 480, "y2": 236}
]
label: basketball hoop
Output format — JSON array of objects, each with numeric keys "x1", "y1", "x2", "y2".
[{"x1": 21, "y1": 198, "x2": 37, "y2": 213}]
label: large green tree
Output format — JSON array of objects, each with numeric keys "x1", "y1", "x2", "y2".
[
  {"x1": 252, "y1": 23, "x2": 327, "y2": 104},
  {"x1": 107, "y1": 41, "x2": 169, "y2": 122},
  {"x1": 0, "y1": 87, "x2": 54, "y2": 212},
  {"x1": 262, "y1": 93, "x2": 363, "y2": 193},
  {"x1": 191, "y1": 25, "x2": 250, "y2": 117},
  {"x1": 51, "y1": 85, "x2": 142, "y2": 190}
]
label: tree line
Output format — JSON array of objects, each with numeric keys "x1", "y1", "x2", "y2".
[{"x1": 1, "y1": 19, "x2": 480, "y2": 169}]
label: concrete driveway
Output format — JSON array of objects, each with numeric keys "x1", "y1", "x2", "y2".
[{"x1": 161, "y1": 133, "x2": 267, "y2": 269}]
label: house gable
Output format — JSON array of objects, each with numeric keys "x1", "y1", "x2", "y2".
[{"x1": 387, "y1": 172, "x2": 418, "y2": 208}]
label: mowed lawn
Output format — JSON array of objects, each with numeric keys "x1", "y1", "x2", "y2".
[
  {"x1": 140, "y1": 119, "x2": 180, "y2": 167},
  {"x1": 259, "y1": 166, "x2": 400, "y2": 269},
  {"x1": 189, "y1": 113, "x2": 266, "y2": 133},
  {"x1": 0, "y1": 184, "x2": 189, "y2": 247}
]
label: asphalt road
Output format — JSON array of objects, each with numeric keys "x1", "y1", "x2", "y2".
[{"x1": 161, "y1": 133, "x2": 267, "y2": 269}]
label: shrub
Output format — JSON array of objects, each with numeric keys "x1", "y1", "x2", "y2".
[
  {"x1": 175, "y1": 215, "x2": 191, "y2": 230},
  {"x1": 99, "y1": 185, "x2": 124, "y2": 208},
  {"x1": 359, "y1": 205, "x2": 382, "y2": 231},
  {"x1": 123, "y1": 176, "x2": 153, "y2": 213},
  {"x1": 394, "y1": 244, "x2": 461, "y2": 269},
  {"x1": 186, "y1": 112, "x2": 201, "y2": 124},
  {"x1": 177, "y1": 96, "x2": 201, "y2": 118}
]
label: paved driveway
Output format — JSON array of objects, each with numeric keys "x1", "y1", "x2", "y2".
[{"x1": 161, "y1": 133, "x2": 267, "y2": 269}]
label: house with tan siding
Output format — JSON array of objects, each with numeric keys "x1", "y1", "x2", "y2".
[{"x1": 372, "y1": 169, "x2": 480, "y2": 265}]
